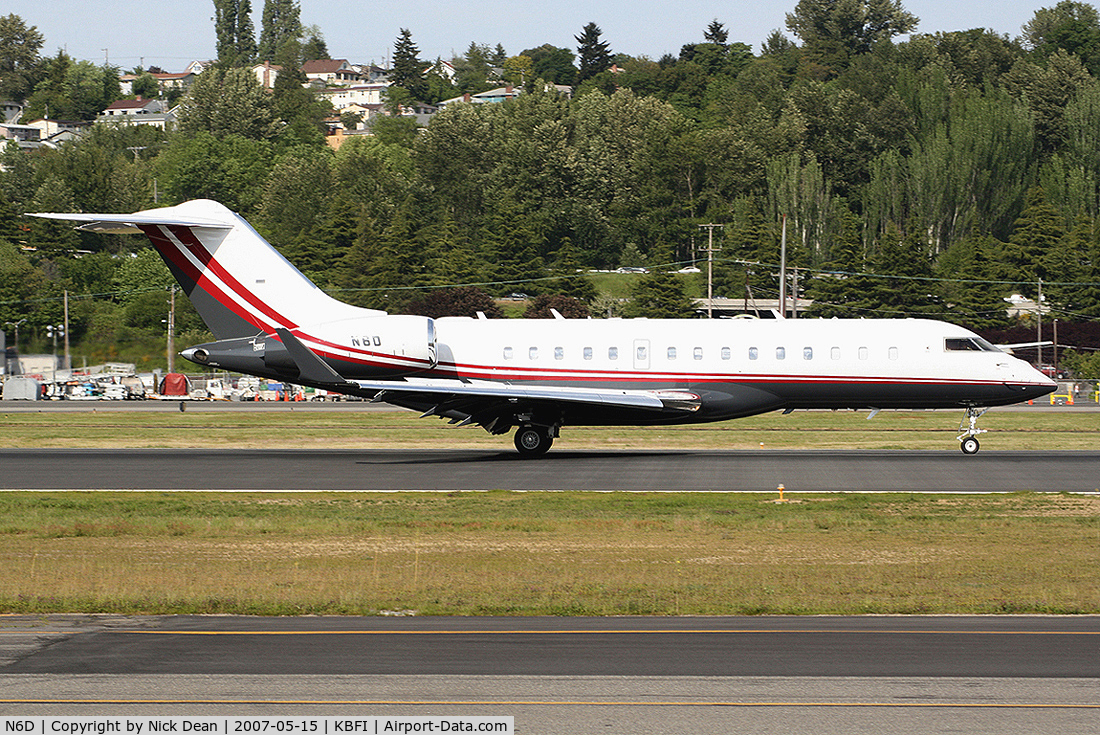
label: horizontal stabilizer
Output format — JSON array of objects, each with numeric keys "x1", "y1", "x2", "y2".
[{"x1": 30, "y1": 211, "x2": 232, "y2": 234}]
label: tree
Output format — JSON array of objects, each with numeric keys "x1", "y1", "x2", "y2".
[
  {"x1": 454, "y1": 42, "x2": 494, "y2": 94},
  {"x1": 705, "y1": 19, "x2": 729, "y2": 46},
  {"x1": 23, "y1": 52, "x2": 120, "y2": 121},
  {"x1": 155, "y1": 132, "x2": 273, "y2": 214},
  {"x1": 935, "y1": 234, "x2": 1012, "y2": 329},
  {"x1": 260, "y1": 145, "x2": 335, "y2": 273},
  {"x1": 521, "y1": 44, "x2": 576, "y2": 85},
  {"x1": 786, "y1": 0, "x2": 918, "y2": 75},
  {"x1": 1002, "y1": 187, "x2": 1066, "y2": 293},
  {"x1": 0, "y1": 13, "x2": 43, "y2": 101},
  {"x1": 405, "y1": 287, "x2": 504, "y2": 318},
  {"x1": 804, "y1": 202, "x2": 869, "y2": 317},
  {"x1": 301, "y1": 26, "x2": 328, "y2": 61},
  {"x1": 524, "y1": 294, "x2": 590, "y2": 318},
  {"x1": 258, "y1": 0, "x2": 301, "y2": 62},
  {"x1": 575, "y1": 22, "x2": 612, "y2": 83},
  {"x1": 213, "y1": 0, "x2": 257, "y2": 67},
  {"x1": 175, "y1": 66, "x2": 277, "y2": 140},
  {"x1": 624, "y1": 263, "x2": 697, "y2": 318},
  {"x1": 390, "y1": 28, "x2": 427, "y2": 101},
  {"x1": 131, "y1": 72, "x2": 159, "y2": 98},
  {"x1": 1023, "y1": 1, "x2": 1100, "y2": 72}
]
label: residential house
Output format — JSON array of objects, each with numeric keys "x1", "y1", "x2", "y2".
[
  {"x1": 0, "y1": 123, "x2": 40, "y2": 148},
  {"x1": 119, "y1": 71, "x2": 195, "y2": 96},
  {"x1": 97, "y1": 98, "x2": 174, "y2": 129},
  {"x1": 2, "y1": 101, "x2": 23, "y2": 124},
  {"x1": 321, "y1": 83, "x2": 390, "y2": 111},
  {"x1": 438, "y1": 83, "x2": 572, "y2": 109},
  {"x1": 252, "y1": 61, "x2": 282, "y2": 89},
  {"x1": 352, "y1": 64, "x2": 391, "y2": 83},
  {"x1": 301, "y1": 59, "x2": 361, "y2": 86},
  {"x1": 25, "y1": 118, "x2": 91, "y2": 147},
  {"x1": 438, "y1": 85, "x2": 521, "y2": 108}
]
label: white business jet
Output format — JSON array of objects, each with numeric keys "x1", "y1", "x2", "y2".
[{"x1": 34, "y1": 200, "x2": 1056, "y2": 456}]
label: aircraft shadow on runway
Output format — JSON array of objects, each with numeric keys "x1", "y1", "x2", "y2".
[{"x1": 356, "y1": 450, "x2": 685, "y2": 465}]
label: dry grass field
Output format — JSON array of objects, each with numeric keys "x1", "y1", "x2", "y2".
[{"x1": 1, "y1": 490, "x2": 1097, "y2": 616}]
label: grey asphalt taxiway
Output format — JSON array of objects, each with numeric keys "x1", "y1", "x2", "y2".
[
  {"x1": 1, "y1": 615, "x2": 1098, "y2": 733},
  {"x1": 2, "y1": 447, "x2": 1099, "y2": 492}
]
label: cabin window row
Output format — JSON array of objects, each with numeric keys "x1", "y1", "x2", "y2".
[
  {"x1": 748, "y1": 346, "x2": 899, "y2": 361},
  {"x1": 502, "y1": 346, "x2": 901, "y2": 361}
]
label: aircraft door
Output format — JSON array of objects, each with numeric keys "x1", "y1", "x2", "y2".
[{"x1": 633, "y1": 338, "x2": 651, "y2": 370}]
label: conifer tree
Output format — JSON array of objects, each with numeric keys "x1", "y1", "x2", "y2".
[
  {"x1": 258, "y1": 0, "x2": 300, "y2": 62},
  {"x1": 1004, "y1": 187, "x2": 1066, "y2": 288},
  {"x1": 213, "y1": 0, "x2": 256, "y2": 67},
  {"x1": 575, "y1": 22, "x2": 612, "y2": 83},
  {"x1": 390, "y1": 28, "x2": 427, "y2": 101},
  {"x1": 624, "y1": 245, "x2": 697, "y2": 318}
]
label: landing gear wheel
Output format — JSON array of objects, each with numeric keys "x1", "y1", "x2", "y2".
[
  {"x1": 514, "y1": 425, "x2": 553, "y2": 457},
  {"x1": 956, "y1": 407, "x2": 989, "y2": 455}
]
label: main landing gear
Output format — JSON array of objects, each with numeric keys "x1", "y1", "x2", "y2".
[
  {"x1": 956, "y1": 407, "x2": 989, "y2": 455},
  {"x1": 514, "y1": 424, "x2": 556, "y2": 457}
]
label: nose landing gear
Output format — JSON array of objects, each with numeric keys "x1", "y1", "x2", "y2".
[{"x1": 956, "y1": 407, "x2": 989, "y2": 454}]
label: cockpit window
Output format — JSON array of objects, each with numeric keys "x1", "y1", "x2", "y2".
[{"x1": 945, "y1": 337, "x2": 1001, "y2": 352}]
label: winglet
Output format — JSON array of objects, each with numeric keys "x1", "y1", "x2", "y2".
[{"x1": 274, "y1": 328, "x2": 356, "y2": 389}]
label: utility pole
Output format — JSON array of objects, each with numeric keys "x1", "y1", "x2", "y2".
[
  {"x1": 791, "y1": 267, "x2": 799, "y2": 319},
  {"x1": 63, "y1": 290, "x2": 70, "y2": 370},
  {"x1": 1036, "y1": 278, "x2": 1043, "y2": 371},
  {"x1": 778, "y1": 214, "x2": 787, "y2": 319},
  {"x1": 698, "y1": 224, "x2": 723, "y2": 318},
  {"x1": 167, "y1": 286, "x2": 176, "y2": 373}
]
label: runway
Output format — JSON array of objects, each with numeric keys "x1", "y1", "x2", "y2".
[
  {"x1": 1, "y1": 615, "x2": 1098, "y2": 733},
  {"x1": 2, "y1": 447, "x2": 1099, "y2": 492}
]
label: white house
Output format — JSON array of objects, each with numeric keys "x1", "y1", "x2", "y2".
[
  {"x1": 321, "y1": 83, "x2": 390, "y2": 110},
  {"x1": 301, "y1": 59, "x2": 361, "y2": 86},
  {"x1": 97, "y1": 98, "x2": 174, "y2": 129},
  {"x1": 252, "y1": 61, "x2": 282, "y2": 89}
]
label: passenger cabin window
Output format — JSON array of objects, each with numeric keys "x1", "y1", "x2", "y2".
[
  {"x1": 667, "y1": 347, "x2": 677, "y2": 360},
  {"x1": 583, "y1": 346, "x2": 593, "y2": 360},
  {"x1": 858, "y1": 347, "x2": 869, "y2": 360},
  {"x1": 608, "y1": 346, "x2": 619, "y2": 360},
  {"x1": 693, "y1": 347, "x2": 703, "y2": 360},
  {"x1": 529, "y1": 346, "x2": 539, "y2": 360},
  {"x1": 945, "y1": 337, "x2": 1000, "y2": 352},
  {"x1": 803, "y1": 347, "x2": 813, "y2": 360},
  {"x1": 888, "y1": 347, "x2": 899, "y2": 360},
  {"x1": 554, "y1": 346, "x2": 564, "y2": 360},
  {"x1": 776, "y1": 346, "x2": 786, "y2": 360},
  {"x1": 831, "y1": 347, "x2": 841, "y2": 360},
  {"x1": 721, "y1": 347, "x2": 731, "y2": 360},
  {"x1": 748, "y1": 347, "x2": 759, "y2": 360},
  {"x1": 503, "y1": 347, "x2": 513, "y2": 360},
  {"x1": 637, "y1": 345, "x2": 647, "y2": 361}
]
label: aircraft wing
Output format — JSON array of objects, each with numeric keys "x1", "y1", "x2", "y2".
[
  {"x1": 272, "y1": 327, "x2": 700, "y2": 432},
  {"x1": 354, "y1": 377, "x2": 701, "y2": 432}
]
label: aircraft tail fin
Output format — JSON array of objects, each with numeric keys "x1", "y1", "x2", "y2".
[{"x1": 32, "y1": 199, "x2": 384, "y2": 340}]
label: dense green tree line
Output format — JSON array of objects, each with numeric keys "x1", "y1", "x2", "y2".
[{"x1": 3, "y1": 2, "x2": 1100, "y2": 371}]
